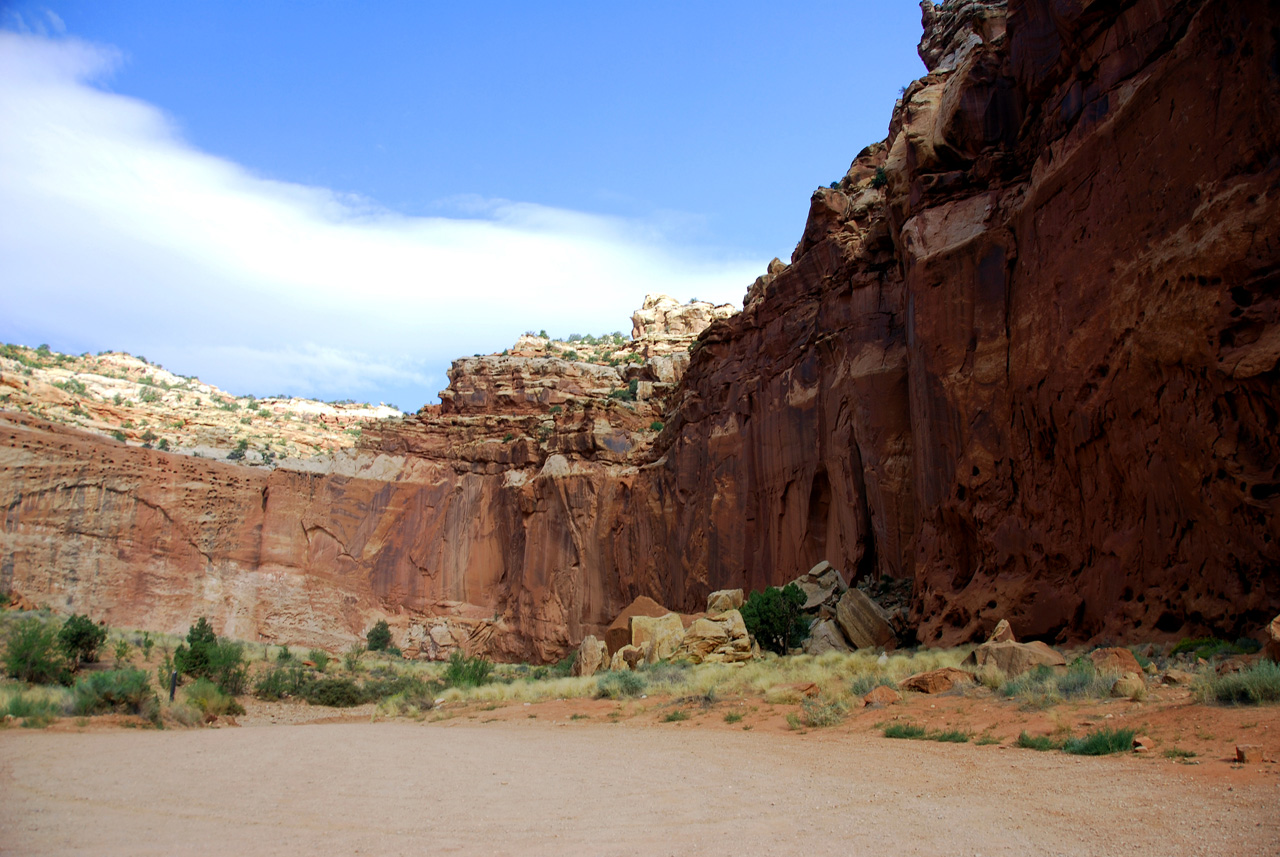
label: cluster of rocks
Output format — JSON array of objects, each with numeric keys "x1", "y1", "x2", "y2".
[{"x1": 796, "y1": 562, "x2": 902, "y2": 655}]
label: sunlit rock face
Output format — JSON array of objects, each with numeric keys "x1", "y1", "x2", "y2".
[{"x1": 2, "y1": 0, "x2": 1277, "y2": 659}]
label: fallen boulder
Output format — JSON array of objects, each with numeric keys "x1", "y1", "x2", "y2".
[
  {"x1": 1111, "y1": 672, "x2": 1146, "y2": 699},
  {"x1": 1089, "y1": 647, "x2": 1143, "y2": 675},
  {"x1": 834, "y1": 588, "x2": 896, "y2": 650},
  {"x1": 987, "y1": 619, "x2": 1015, "y2": 643},
  {"x1": 707, "y1": 589, "x2": 744, "y2": 614},
  {"x1": 1267, "y1": 614, "x2": 1280, "y2": 663},
  {"x1": 788, "y1": 561, "x2": 848, "y2": 613},
  {"x1": 802, "y1": 618, "x2": 853, "y2": 656},
  {"x1": 606, "y1": 596, "x2": 674, "y2": 655},
  {"x1": 630, "y1": 613, "x2": 685, "y2": 663},
  {"x1": 899, "y1": 667, "x2": 974, "y2": 694},
  {"x1": 863, "y1": 684, "x2": 902, "y2": 707},
  {"x1": 964, "y1": 640, "x2": 1067, "y2": 677},
  {"x1": 571, "y1": 635, "x2": 608, "y2": 677},
  {"x1": 676, "y1": 609, "x2": 752, "y2": 664},
  {"x1": 609, "y1": 644, "x2": 647, "y2": 672}
]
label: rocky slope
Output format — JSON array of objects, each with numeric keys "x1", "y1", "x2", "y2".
[
  {"x1": 0, "y1": 344, "x2": 402, "y2": 461},
  {"x1": 2, "y1": 0, "x2": 1277, "y2": 657}
]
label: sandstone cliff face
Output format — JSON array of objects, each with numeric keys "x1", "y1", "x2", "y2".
[
  {"x1": 645, "y1": 0, "x2": 1280, "y2": 644},
  {"x1": 1, "y1": 0, "x2": 1277, "y2": 657}
]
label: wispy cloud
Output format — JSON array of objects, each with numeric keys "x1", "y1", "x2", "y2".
[{"x1": 0, "y1": 31, "x2": 762, "y2": 407}]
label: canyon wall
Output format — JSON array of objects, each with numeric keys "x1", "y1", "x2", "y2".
[{"x1": 2, "y1": 0, "x2": 1277, "y2": 657}]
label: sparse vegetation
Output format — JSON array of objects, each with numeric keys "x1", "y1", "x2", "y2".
[
  {"x1": 4, "y1": 618, "x2": 70, "y2": 685},
  {"x1": 663, "y1": 709, "x2": 690, "y2": 722},
  {"x1": 597, "y1": 670, "x2": 647, "y2": 699},
  {"x1": 1016, "y1": 731, "x2": 1059, "y2": 751},
  {"x1": 366, "y1": 620, "x2": 392, "y2": 652},
  {"x1": 1062, "y1": 727, "x2": 1135, "y2": 756},
  {"x1": 800, "y1": 696, "x2": 847, "y2": 727},
  {"x1": 1196, "y1": 660, "x2": 1280, "y2": 705},
  {"x1": 443, "y1": 651, "x2": 493, "y2": 688}
]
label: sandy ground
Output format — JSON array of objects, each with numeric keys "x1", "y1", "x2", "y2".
[{"x1": 3, "y1": 701, "x2": 1279, "y2": 857}]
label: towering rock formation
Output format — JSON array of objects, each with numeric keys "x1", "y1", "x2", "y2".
[{"x1": 1, "y1": 0, "x2": 1277, "y2": 656}]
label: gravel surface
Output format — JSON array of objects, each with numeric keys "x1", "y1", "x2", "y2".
[{"x1": 2, "y1": 716, "x2": 1277, "y2": 856}]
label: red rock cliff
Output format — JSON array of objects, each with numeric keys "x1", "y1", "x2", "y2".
[{"x1": 2, "y1": 0, "x2": 1277, "y2": 655}]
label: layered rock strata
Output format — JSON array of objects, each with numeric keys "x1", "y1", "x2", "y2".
[{"x1": 1, "y1": 0, "x2": 1278, "y2": 658}]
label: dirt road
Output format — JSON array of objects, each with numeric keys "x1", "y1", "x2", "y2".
[{"x1": 2, "y1": 715, "x2": 1277, "y2": 856}]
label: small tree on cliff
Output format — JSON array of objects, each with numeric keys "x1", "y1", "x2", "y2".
[
  {"x1": 740, "y1": 583, "x2": 809, "y2": 655},
  {"x1": 366, "y1": 620, "x2": 392, "y2": 652}
]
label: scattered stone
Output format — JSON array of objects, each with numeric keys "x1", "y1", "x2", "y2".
[
  {"x1": 1089, "y1": 647, "x2": 1143, "y2": 675},
  {"x1": 1111, "y1": 673, "x2": 1146, "y2": 699},
  {"x1": 987, "y1": 619, "x2": 1015, "y2": 643},
  {"x1": 834, "y1": 588, "x2": 896, "y2": 650},
  {"x1": 803, "y1": 618, "x2": 854, "y2": 656},
  {"x1": 1, "y1": 591, "x2": 39, "y2": 612},
  {"x1": 1216, "y1": 656, "x2": 1253, "y2": 676},
  {"x1": 571, "y1": 635, "x2": 608, "y2": 677},
  {"x1": 1236, "y1": 744, "x2": 1259, "y2": 764},
  {"x1": 1132, "y1": 735, "x2": 1155, "y2": 753},
  {"x1": 1162, "y1": 668, "x2": 1196, "y2": 685},
  {"x1": 964, "y1": 640, "x2": 1066, "y2": 677},
  {"x1": 402, "y1": 646, "x2": 421, "y2": 660},
  {"x1": 899, "y1": 667, "x2": 974, "y2": 694},
  {"x1": 863, "y1": 685, "x2": 902, "y2": 707},
  {"x1": 706, "y1": 589, "x2": 744, "y2": 614},
  {"x1": 630, "y1": 613, "x2": 685, "y2": 663},
  {"x1": 788, "y1": 561, "x2": 849, "y2": 612},
  {"x1": 606, "y1": 596, "x2": 674, "y2": 655}
]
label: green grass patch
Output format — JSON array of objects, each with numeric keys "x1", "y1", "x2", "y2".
[
  {"x1": 724, "y1": 711, "x2": 744, "y2": 724},
  {"x1": 663, "y1": 709, "x2": 690, "y2": 722},
  {"x1": 1196, "y1": 660, "x2": 1280, "y2": 705},
  {"x1": 1062, "y1": 726, "x2": 1135, "y2": 756},
  {"x1": 975, "y1": 733, "x2": 1001, "y2": 746},
  {"x1": 883, "y1": 722, "x2": 927, "y2": 740},
  {"x1": 596, "y1": 671, "x2": 646, "y2": 699},
  {"x1": 1016, "y1": 731, "x2": 1060, "y2": 751}
]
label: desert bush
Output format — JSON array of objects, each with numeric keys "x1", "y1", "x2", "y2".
[
  {"x1": 303, "y1": 677, "x2": 365, "y2": 708},
  {"x1": 1170, "y1": 637, "x2": 1258, "y2": 660},
  {"x1": 58, "y1": 614, "x2": 108, "y2": 666},
  {"x1": 1, "y1": 686, "x2": 68, "y2": 727},
  {"x1": 1062, "y1": 727, "x2": 1135, "y2": 756},
  {"x1": 276, "y1": 644, "x2": 293, "y2": 662},
  {"x1": 377, "y1": 687, "x2": 436, "y2": 718},
  {"x1": 740, "y1": 583, "x2": 809, "y2": 655},
  {"x1": 72, "y1": 668, "x2": 158, "y2": 721},
  {"x1": 800, "y1": 697, "x2": 847, "y2": 728},
  {"x1": 850, "y1": 673, "x2": 897, "y2": 697},
  {"x1": 1016, "y1": 731, "x2": 1059, "y2": 751},
  {"x1": 724, "y1": 711, "x2": 744, "y2": 724},
  {"x1": 883, "y1": 722, "x2": 927, "y2": 739},
  {"x1": 173, "y1": 618, "x2": 247, "y2": 695},
  {"x1": 597, "y1": 671, "x2": 647, "y2": 699},
  {"x1": 4, "y1": 618, "x2": 70, "y2": 685},
  {"x1": 663, "y1": 709, "x2": 690, "y2": 722},
  {"x1": 184, "y1": 678, "x2": 243, "y2": 717},
  {"x1": 343, "y1": 642, "x2": 365, "y2": 672},
  {"x1": 1196, "y1": 660, "x2": 1280, "y2": 705},
  {"x1": 308, "y1": 649, "x2": 330, "y2": 671},
  {"x1": 870, "y1": 166, "x2": 888, "y2": 188},
  {"x1": 366, "y1": 620, "x2": 392, "y2": 652},
  {"x1": 443, "y1": 651, "x2": 493, "y2": 688}
]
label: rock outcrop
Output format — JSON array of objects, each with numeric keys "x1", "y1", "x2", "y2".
[{"x1": 2, "y1": 0, "x2": 1278, "y2": 659}]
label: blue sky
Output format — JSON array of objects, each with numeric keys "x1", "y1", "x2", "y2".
[{"x1": 0, "y1": 1, "x2": 926, "y2": 409}]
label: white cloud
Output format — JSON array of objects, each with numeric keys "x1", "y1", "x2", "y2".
[{"x1": 0, "y1": 31, "x2": 763, "y2": 407}]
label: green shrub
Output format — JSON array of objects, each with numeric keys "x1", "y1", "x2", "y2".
[
  {"x1": 801, "y1": 697, "x2": 847, "y2": 728},
  {"x1": 303, "y1": 678, "x2": 365, "y2": 708},
  {"x1": 928, "y1": 729, "x2": 970, "y2": 743},
  {"x1": 1016, "y1": 731, "x2": 1059, "y2": 751},
  {"x1": 173, "y1": 618, "x2": 247, "y2": 694},
  {"x1": 724, "y1": 711, "x2": 744, "y2": 724},
  {"x1": 649, "y1": 421, "x2": 664, "y2": 432},
  {"x1": 740, "y1": 583, "x2": 809, "y2": 654},
  {"x1": 343, "y1": 642, "x2": 365, "y2": 672},
  {"x1": 4, "y1": 618, "x2": 70, "y2": 685},
  {"x1": 443, "y1": 651, "x2": 493, "y2": 688},
  {"x1": 276, "y1": 644, "x2": 293, "y2": 662},
  {"x1": 1170, "y1": 637, "x2": 1255, "y2": 660},
  {"x1": 58, "y1": 614, "x2": 108, "y2": 666},
  {"x1": 253, "y1": 664, "x2": 312, "y2": 701},
  {"x1": 113, "y1": 638, "x2": 131, "y2": 666},
  {"x1": 184, "y1": 678, "x2": 243, "y2": 717},
  {"x1": 597, "y1": 671, "x2": 647, "y2": 699},
  {"x1": 1197, "y1": 660, "x2": 1280, "y2": 705},
  {"x1": 1062, "y1": 727, "x2": 1135, "y2": 756},
  {"x1": 72, "y1": 669, "x2": 157, "y2": 720},
  {"x1": 870, "y1": 166, "x2": 888, "y2": 188},
  {"x1": 308, "y1": 649, "x2": 330, "y2": 671},
  {"x1": 3, "y1": 691, "x2": 63, "y2": 727},
  {"x1": 883, "y1": 722, "x2": 926, "y2": 739},
  {"x1": 366, "y1": 620, "x2": 392, "y2": 652},
  {"x1": 663, "y1": 709, "x2": 690, "y2": 722}
]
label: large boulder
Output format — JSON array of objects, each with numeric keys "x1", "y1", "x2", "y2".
[
  {"x1": 964, "y1": 640, "x2": 1066, "y2": 677},
  {"x1": 571, "y1": 635, "x2": 608, "y2": 678},
  {"x1": 606, "y1": 596, "x2": 674, "y2": 655},
  {"x1": 1089, "y1": 647, "x2": 1143, "y2": 675},
  {"x1": 802, "y1": 618, "x2": 853, "y2": 656},
  {"x1": 899, "y1": 667, "x2": 974, "y2": 694},
  {"x1": 863, "y1": 684, "x2": 902, "y2": 707},
  {"x1": 1267, "y1": 614, "x2": 1280, "y2": 663},
  {"x1": 835, "y1": 589, "x2": 896, "y2": 650},
  {"x1": 631, "y1": 613, "x2": 686, "y2": 663},
  {"x1": 987, "y1": 619, "x2": 1015, "y2": 643},
  {"x1": 676, "y1": 609, "x2": 752, "y2": 664},
  {"x1": 789, "y1": 561, "x2": 849, "y2": 613},
  {"x1": 707, "y1": 589, "x2": 745, "y2": 614},
  {"x1": 609, "y1": 644, "x2": 647, "y2": 672}
]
